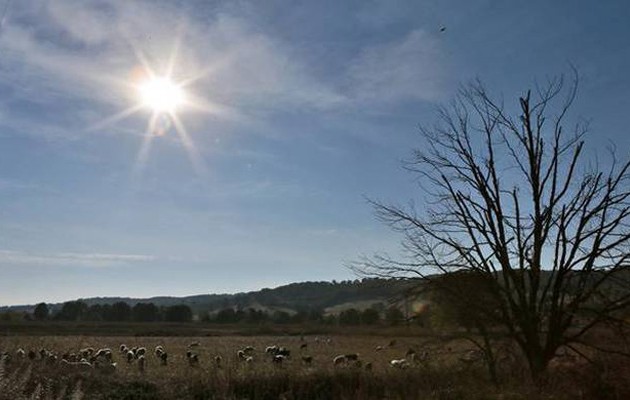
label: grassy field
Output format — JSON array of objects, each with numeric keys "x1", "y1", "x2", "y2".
[{"x1": 0, "y1": 333, "x2": 628, "y2": 399}]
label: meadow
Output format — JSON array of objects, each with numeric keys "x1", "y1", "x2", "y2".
[{"x1": 1, "y1": 332, "x2": 628, "y2": 400}]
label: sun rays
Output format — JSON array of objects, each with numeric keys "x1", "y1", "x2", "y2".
[
  {"x1": 138, "y1": 77, "x2": 184, "y2": 113},
  {"x1": 89, "y1": 30, "x2": 218, "y2": 177}
]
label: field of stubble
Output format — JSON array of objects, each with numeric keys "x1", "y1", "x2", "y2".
[{"x1": 0, "y1": 334, "x2": 626, "y2": 400}]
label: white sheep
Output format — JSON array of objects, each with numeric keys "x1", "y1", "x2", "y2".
[
  {"x1": 390, "y1": 359, "x2": 409, "y2": 369},
  {"x1": 272, "y1": 354, "x2": 286, "y2": 365},
  {"x1": 136, "y1": 347, "x2": 146, "y2": 358},
  {"x1": 16, "y1": 348, "x2": 25, "y2": 359},
  {"x1": 333, "y1": 355, "x2": 347, "y2": 366}
]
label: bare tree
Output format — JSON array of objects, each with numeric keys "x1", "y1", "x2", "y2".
[{"x1": 356, "y1": 72, "x2": 630, "y2": 380}]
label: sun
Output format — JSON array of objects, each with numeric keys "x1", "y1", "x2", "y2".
[{"x1": 138, "y1": 77, "x2": 184, "y2": 113}]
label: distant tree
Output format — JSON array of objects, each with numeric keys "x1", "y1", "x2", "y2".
[
  {"x1": 132, "y1": 303, "x2": 160, "y2": 322},
  {"x1": 385, "y1": 307, "x2": 404, "y2": 326},
  {"x1": 272, "y1": 310, "x2": 291, "y2": 324},
  {"x1": 33, "y1": 303, "x2": 49, "y2": 320},
  {"x1": 215, "y1": 308, "x2": 237, "y2": 323},
  {"x1": 164, "y1": 304, "x2": 193, "y2": 322},
  {"x1": 244, "y1": 308, "x2": 267, "y2": 324},
  {"x1": 55, "y1": 301, "x2": 88, "y2": 321},
  {"x1": 308, "y1": 309, "x2": 324, "y2": 323},
  {"x1": 339, "y1": 308, "x2": 361, "y2": 325},
  {"x1": 85, "y1": 304, "x2": 104, "y2": 321},
  {"x1": 109, "y1": 302, "x2": 132, "y2": 321},
  {"x1": 361, "y1": 308, "x2": 380, "y2": 325}
]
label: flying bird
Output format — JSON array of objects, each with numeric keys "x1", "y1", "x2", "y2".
[{"x1": 439, "y1": 26, "x2": 446, "y2": 32}]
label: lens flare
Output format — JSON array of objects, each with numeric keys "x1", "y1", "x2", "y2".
[{"x1": 139, "y1": 77, "x2": 184, "y2": 113}]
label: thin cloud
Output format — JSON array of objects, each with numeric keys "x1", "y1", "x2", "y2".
[
  {"x1": 0, "y1": 249, "x2": 155, "y2": 268},
  {"x1": 347, "y1": 29, "x2": 449, "y2": 102},
  {"x1": 0, "y1": 2, "x2": 450, "y2": 143}
]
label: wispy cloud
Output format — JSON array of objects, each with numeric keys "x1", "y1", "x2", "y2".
[
  {"x1": 0, "y1": 1, "x2": 450, "y2": 142},
  {"x1": 0, "y1": 249, "x2": 155, "y2": 268},
  {"x1": 347, "y1": 29, "x2": 449, "y2": 102}
]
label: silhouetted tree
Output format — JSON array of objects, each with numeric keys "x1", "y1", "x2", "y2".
[
  {"x1": 272, "y1": 310, "x2": 291, "y2": 324},
  {"x1": 109, "y1": 302, "x2": 132, "y2": 321},
  {"x1": 215, "y1": 308, "x2": 237, "y2": 323},
  {"x1": 339, "y1": 308, "x2": 361, "y2": 325},
  {"x1": 356, "y1": 73, "x2": 630, "y2": 380},
  {"x1": 164, "y1": 304, "x2": 193, "y2": 322},
  {"x1": 85, "y1": 304, "x2": 104, "y2": 321},
  {"x1": 33, "y1": 303, "x2": 49, "y2": 320},
  {"x1": 361, "y1": 308, "x2": 381, "y2": 325},
  {"x1": 55, "y1": 301, "x2": 88, "y2": 321},
  {"x1": 385, "y1": 307, "x2": 404, "y2": 326},
  {"x1": 132, "y1": 302, "x2": 160, "y2": 322}
]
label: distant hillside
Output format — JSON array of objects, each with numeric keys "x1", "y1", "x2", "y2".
[{"x1": 0, "y1": 278, "x2": 419, "y2": 316}]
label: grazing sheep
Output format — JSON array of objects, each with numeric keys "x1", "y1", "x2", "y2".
[
  {"x1": 160, "y1": 352, "x2": 168, "y2": 366},
  {"x1": 272, "y1": 354, "x2": 286, "y2": 365},
  {"x1": 277, "y1": 347, "x2": 291, "y2": 357},
  {"x1": 138, "y1": 355, "x2": 146, "y2": 372},
  {"x1": 301, "y1": 355, "x2": 313, "y2": 365},
  {"x1": 1, "y1": 352, "x2": 12, "y2": 364},
  {"x1": 186, "y1": 351, "x2": 199, "y2": 366},
  {"x1": 46, "y1": 354, "x2": 58, "y2": 365},
  {"x1": 95, "y1": 348, "x2": 112, "y2": 362},
  {"x1": 245, "y1": 356, "x2": 254, "y2": 364},
  {"x1": 390, "y1": 359, "x2": 409, "y2": 369},
  {"x1": 243, "y1": 346, "x2": 255, "y2": 354},
  {"x1": 265, "y1": 345, "x2": 279, "y2": 355},
  {"x1": 135, "y1": 347, "x2": 146, "y2": 357},
  {"x1": 119, "y1": 344, "x2": 128, "y2": 353},
  {"x1": 94, "y1": 360, "x2": 117, "y2": 374},
  {"x1": 126, "y1": 350, "x2": 135, "y2": 364},
  {"x1": 333, "y1": 355, "x2": 347, "y2": 366},
  {"x1": 154, "y1": 346, "x2": 164, "y2": 357},
  {"x1": 237, "y1": 350, "x2": 247, "y2": 360},
  {"x1": 16, "y1": 348, "x2": 25, "y2": 359},
  {"x1": 80, "y1": 348, "x2": 94, "y2": 359},
  {"x1": 189, "y1": 341, "x2": 200, "y2": 348}
]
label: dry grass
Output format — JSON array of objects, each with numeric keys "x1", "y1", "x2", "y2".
[{"x1": 0, "y1": 334, "x2": 627, "y2": 399}]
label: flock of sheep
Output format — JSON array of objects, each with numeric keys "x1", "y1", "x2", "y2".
[{"x1": 0, "y1": 337, "x2": 487, "y2": 376}]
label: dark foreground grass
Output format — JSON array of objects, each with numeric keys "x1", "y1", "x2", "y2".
[{"x1": 1, "y1": 334, "x2": 629, "y2": 399}]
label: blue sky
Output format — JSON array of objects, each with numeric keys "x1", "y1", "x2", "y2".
[{"x1": 0, "y1": 0, "x2": 628, "y2": 305}]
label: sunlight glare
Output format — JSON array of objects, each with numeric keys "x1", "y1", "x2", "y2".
[{"x1": 139, "y1": 77, "x2": 184, "y2": 113}]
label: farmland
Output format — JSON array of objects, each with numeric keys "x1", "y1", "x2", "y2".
[{"x1": 1, "y1": 332, "x2": 628, "y2": 400}]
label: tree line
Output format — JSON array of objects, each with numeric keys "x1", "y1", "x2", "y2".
[
  {"x1": 4, "y1": 301, "x2": 420, "y2": 327},
  {"x1": 23, "y1": 301, "x2": 194, "y2": 322}
]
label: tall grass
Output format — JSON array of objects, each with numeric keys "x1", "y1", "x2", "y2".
[{"x1": 1, "y1": 334, "x2": 628, "y2": 399}]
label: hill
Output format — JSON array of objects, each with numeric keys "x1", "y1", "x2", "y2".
[{"x1": 0, "y1": 278, "x2": 418, "y2": 316}]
